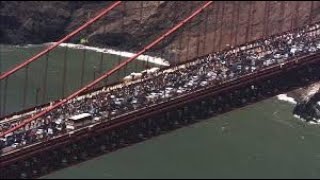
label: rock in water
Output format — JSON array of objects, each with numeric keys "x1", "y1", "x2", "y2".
[{"x1": 293, "y1": 92, "x2": 320, "y2": 123}]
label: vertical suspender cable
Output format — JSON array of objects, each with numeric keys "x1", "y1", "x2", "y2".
[
  {"x1": 218, "y1": 1, "x2": 225, "y2": 51},
  {"x1": 2, "y1": 78, "x2": 8, "y2": 116},
  {"x1": 310, "y1": 1, "x2": 314, "y2": 24},
  {"x1": 177, "y1": 25, "x2": 183, "y2": 67},
  {"x1": 139, "y1": 1, "x2": 144, "y2": 71},
  {"x1": 235, "y1": 1, "x2": 240, "y2": 48},
  {"x1": 294, "y1": 1, "x2": 300, "y2": 29},
  {"x1": 212, "y1": 2, "x2": 219, "y2": 52},
  {"x1": 196, "y1": 11, "x2": 202, "y2": 57},
  {"x1": 80, "y1": 48, "x2": 86, "y2": 87},
  {"x1": 122, "y1": 2, "x2": 127, "y2": 77},
  {"x1": 203, "y1": 6, "x2": 209, "y2": 55},
  {"x1": 42, "y1": 53, "x2": 49, "y2": 104},
  {"x1": 0, "y1": 46, "x2": 2, "y2": 117},
  {"x1": 22, "y1": 65, "x2": 29, "y2": 109},
  {"x1": 279, "y1": 2, "x2": 286, "y2": 33},
  {"x1": 245, "y1": 2, "x2": 253, "y2": 43},
  {"x1": 99, "y1": 51, "x2": 104, "y2": 87},
  {"x1": 263, "y1": 1, "x2": 270, "y2": 37},
  {"x1": 185, "y1": 2, "x2": 193, "y2": 62},
  {"x1": 250, "y1": 2, "x2": 256, "y2": 41},
  {"x1": 231, "y1": 1, "x2": 236, "y2": 48},
  {"x1": 62, "y1": 45, "x2": 68, "y2": 98}
]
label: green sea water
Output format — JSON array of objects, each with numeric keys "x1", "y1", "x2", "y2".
[{"x1": 43, "y1": 98, "x2": 320, "y2": 179}]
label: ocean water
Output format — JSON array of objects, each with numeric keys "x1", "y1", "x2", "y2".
[{"x1": 42, "y1": 97, "x2": 320, "y2": 179}]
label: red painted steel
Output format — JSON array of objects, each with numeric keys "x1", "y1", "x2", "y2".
[
  {"x1": 218, "y1": 1, "x2": 225, "y2": 51},
  {"x1": 196, "y1": 12, "x2": 202, "y2": 57},
  {"x1": 0, "y1": 1, "x2": 122, "y2": 80},
  {"x1": 279, "y1": 2, "x2": 286, "y2": 33},
  {"x1": 263, "y1": 1, "x2": 270, "y2": 37},
  {"x1": 185, "y1": 3, "x2": 193, "y2": 62},
  {"x1": 245, "y1": 2, "x2": 253, "y2": 43},
  {"x1": 0, "y1": 1, "x2": 213, "y2": 138},
  {"x1": 234, "y1": 1, "x2": 240, "y2": 47},
  {"x1": 310, "y1": 1, "x2": 314, "y2": 24},
  {"x1": 203, "y1": 7, "x2": 209, "y2": 55}
]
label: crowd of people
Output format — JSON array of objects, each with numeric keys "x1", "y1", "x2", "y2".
[{"x1": 1, "y1": 23, "x2": 320, "y2": 154}]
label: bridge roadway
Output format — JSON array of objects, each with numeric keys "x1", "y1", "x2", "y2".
[{"x1": 1, "y1": 23, "x2": 320, "y2": 178}]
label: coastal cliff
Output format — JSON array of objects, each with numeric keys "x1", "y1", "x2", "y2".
[{"x1": 2, "y1": 1, "x2": 320, "y2": 61}]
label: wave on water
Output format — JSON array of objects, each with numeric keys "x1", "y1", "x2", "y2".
[
  {"x1": 276, "y1": 94, "x2": 297, "y2": 105},
  {"x1": 17, "y1": 42, "x2": 170, "y2": 66},
  {"x1": 293, "y1": 114, "x2": 305, "y2": 122},
  {"x1": 17, "y1": 43, "x2": 45, "y2": 48},
  {"x1": 293, "y1": 114, "x2": 320, "y2": 125}
]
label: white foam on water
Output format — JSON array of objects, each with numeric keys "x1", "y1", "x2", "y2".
[
  {"x1": 58, "y1": 43, "x2": 170, "y2": 66},
  {"x1": 18, "y1": 43, "x2": 45, "y2": 48},
  {"x1": 276, "y1": 94, "x2": 297, "y2": 105},
  {"x1": 308, "y1": 121, "x2": 318, "y2": 125},
  {"x1": 293, "y1": 114, "x2": 320, "y2": 125},
  {"x1": 16, "y1": 42, "x2": 170, "y2": 66},
  {"x1": 293, "y1": 114, "x2": 302, "y2": 120}
]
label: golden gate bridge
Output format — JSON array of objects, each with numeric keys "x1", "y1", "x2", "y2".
[{"x1": 0, "y1": 1, "x2": 320, "y2": 178}]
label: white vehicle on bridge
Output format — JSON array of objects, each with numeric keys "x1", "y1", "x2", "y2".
[{"x1": 66, "y1": 113, "x2": 93, "y2": 130}]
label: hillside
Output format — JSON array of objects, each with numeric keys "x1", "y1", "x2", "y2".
[{"x1": 2, "y1": 1, "x2": 320, "y2": 61}]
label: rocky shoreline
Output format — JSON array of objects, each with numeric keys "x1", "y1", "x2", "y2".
[
  {"x1": 288, "y1": 83, "x2": 320, "y2": 123},
  {"x1": 293, "y1": 94, "x2": 320, "y2": 123}
]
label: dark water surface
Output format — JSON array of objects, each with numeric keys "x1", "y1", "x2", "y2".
[{"x1": 43, "y1": 98, "x2": 320, "y2": 179}]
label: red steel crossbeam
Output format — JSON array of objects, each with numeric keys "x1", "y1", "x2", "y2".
[
  {"x1": 0, "y1": 1, "x2": 213, "y2": 138},
  {"x1": 0, "y1": 1, "x2": 122, "y2": 80}
]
